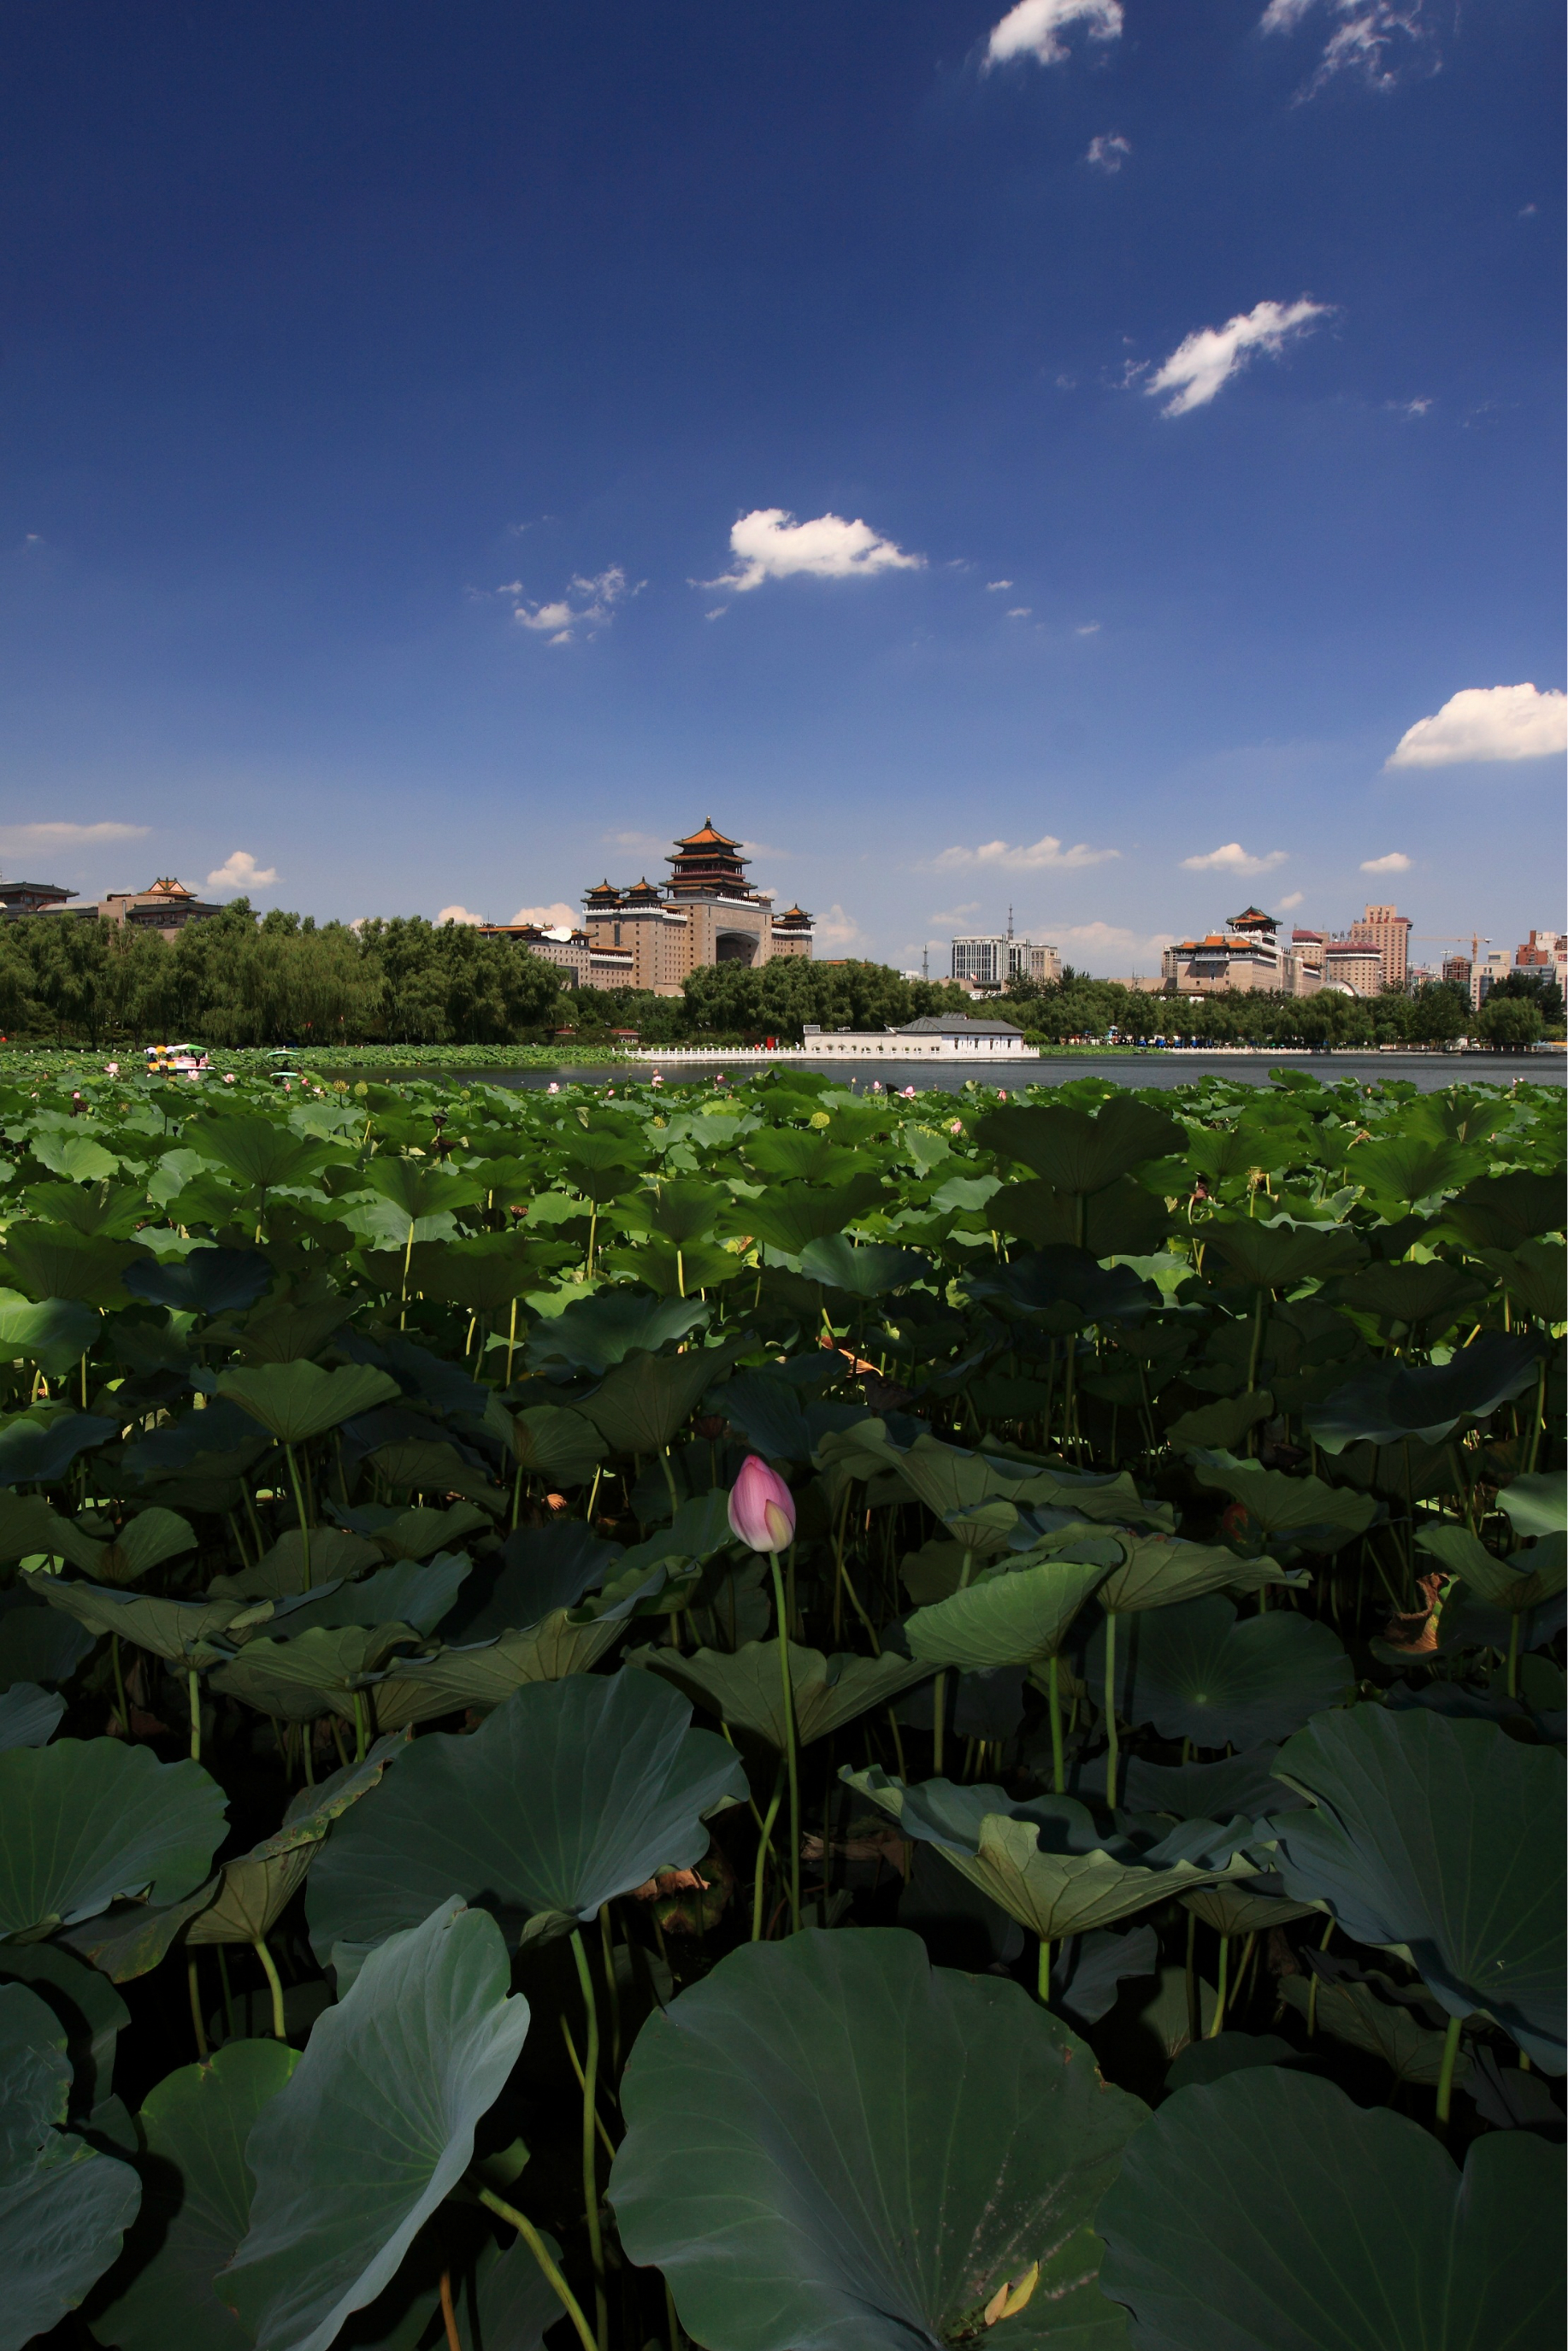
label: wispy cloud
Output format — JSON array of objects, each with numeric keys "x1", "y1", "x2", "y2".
[
  {"x1": 1147, "y1": 298, "x2": 1330, "y2": 416},
  {"x1": 1075, "y1": 622, "x2": 1101, "y2": 636},
  {"x1": 933, "y1": 834, "x2": 1119, "y2": 872},
  {"x1": 1359, "y1": 851, "x2": 1411, "y2": 873},
  {"x1": 1056, "y1": 922, "x2": 1177, "y2": 971},
  {"x1": 510, "y1": 566, "x2": 636, "y2": 645},
  {"x1": 1005, "y1": 607, "x2": 1032, "y2": 620},
  {"x1": 1260, "y1": 0, "x2": 1429, "y2": 97},
  {"x1": 1385, "y1": 684, "x2": 1568, "y2": 769},
  {"x1": 986, "y1": 580, "x2": 1014, "y2": 592},
  {"x1": 984, "y1": 0, "x2": 1123, "y2": 69},
  {"x1": 0, "y1": 821, "x2": 149, "y2": 851},
  {"x1": 1278, "y1": 891, "x2": 1306, "y2": 910},
  {"x1": 208, "y1": 851, "x2": 278, "y2": 892},
  {"x1": 1181, "y1": 843, "x2": 1288, "y2": 876},
  {"x1": 815, "y1": 904, "x2": 868, "y2": 951},
  {"x1": 703, "y1": 508, "x2": 923, "y2": 594},
  {"x1": 603, "y1": 830, "x2": 669, "y2": 860},
  {"x1": 1086, "y1": 133, "x2": 1131, "y2": 172}
]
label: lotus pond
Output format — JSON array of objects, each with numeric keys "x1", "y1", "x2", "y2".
[{"x1": 0, "y1": 1061, "x2": 1562, "y2": 2351}]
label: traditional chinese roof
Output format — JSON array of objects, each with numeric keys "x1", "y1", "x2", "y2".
[
  {"x1": 144, "y1": 878, "x2": 197, "y2": 900},
  {"x1": 583, "y1": 880, "x2": 622, "y2": 906},
  {"x1": 1226, "y1": 905, "x2": 1277, "y2": 933},
  {"x1": 622, "y1": 877, "x2": 663, "y2": 903},
  {"x1": 773, "y1": 904, "x2": 813, "y2": 927},
  {"x1": 674, "y1": 818, "x2": 743, "y2": 849}
]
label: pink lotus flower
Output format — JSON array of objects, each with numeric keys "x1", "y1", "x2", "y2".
[{"x1": 728, "y1": 1453, "x2": 796, "y2": 1554}]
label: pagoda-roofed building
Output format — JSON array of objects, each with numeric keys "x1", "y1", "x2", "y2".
[
  {"x1": 575, "y1": 819, "x2": 814, "y2": 995},
  {"x1": 99, "y1": 878, "x2": 224, "y2": 938},
  {"x1": 1225, "y1": 905, "x2": 1279, "y2": 939},
  {"x1": 0, "y1": 877, "x2": 77, "y2": 918}
]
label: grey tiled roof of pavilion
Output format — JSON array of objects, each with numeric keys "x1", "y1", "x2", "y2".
[{"x1": 897, "y1": 1014, "x2": 1023, "y2": 1036}]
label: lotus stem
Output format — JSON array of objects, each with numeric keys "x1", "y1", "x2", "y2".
[
  {"x1": 187, "y1": 1667, "x2": 202, "y2": 1762},
  {"x1": 255, "y1": 1937, "x2": 287, "y2": 2041},
  {"x1": 284, "y1": 1443, "x2": 312, "y2": 1586},
  {"x1": 1103, "y1": 1612, "x2": 1120, "y2": 1812},
  {"x1": 111, "y1": 1635, "x2": 131, "y2": 1743},
  {"x1": 188, "y1": 1955, "x2": 209, "y2": 2060},
  {"x1": 1047, "y1": 1653, "x2": 1065, "y2": 1794},
  {"x1": 1037, "y1": 1938, "x2": 1052, "y2": 2004},
  {"x1": 557, "y1": 2016, "x2": 618, "y2": 2162},
  {"x1": 1209, "y1": 1936, "x2": 1229, "y2": 2036},
  {"x1": 352, "y1": 1688, "x2": 368, "y2": 1763},
  {"x1": 439, "y1": 2270, "x2": 461, "y2": 2351},
  {"x1": 598, "y1": 1903, "x2": 622, "y2": 2082},
  {"x1": 658, "y1": 1446, "x2": 681, "y2": 1521},
  {"x1": 400, "y1": 1216, "x2": 416, "y2": 1329},
  {"x1": 475, "y1": 2187, "x2": 598, "y2": 2351},
  {"x1": 569, "y1": 1929, "x2": 611, "y2": 2351},
  {"x1": 769, "y1": 1556, "x2": 802, "y2": 1932},
  {"x1": 1435, "y1": 2012, "x2": 1464, "y2": 2127},
  {"x1": 932, "y1": 1674, "x2": 946, "y2": 1777},
  {"x1": 504, "y1": 1293, "x2": 519, "y2": 1387}
]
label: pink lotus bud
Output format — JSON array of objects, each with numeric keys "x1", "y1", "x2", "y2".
[{"x1": 728, "y1": 1453, "x2": 796, "y2": 1554}]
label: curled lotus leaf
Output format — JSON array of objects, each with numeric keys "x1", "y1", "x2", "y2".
[
  {"x1": 1186, "y1": 1453, "x2": 1377, "y2": 1549},
  {"x1": 0, "y1": 1736, "x2": 227, "y2": 1941},
  {"x1": 1095, "y1": 2066, "x2": 1563, "y2": 2351},
  {"x1": 640, "y1": 1640, "x2": 936, "y2": 1749},
  {"x1": 1416, "y1": 1522, "x2": 1566, "y2": 1613},
  {"x1": 0, "y1": 1684, "x2": 65, "y2": 1751},
  {"x1": 215, "y1": 1361, "x2": 402, "y2": 1447},
  {"x1": 610, "y1": 1926, "x2": 1144, "y2": 2351},
  {"x1": 905, "y1": 1554, "x2": 1114, "y2": 1671},
  {"x1": 1201, "y1": 1219, "x2": 1366, "y2": 1291},
  {"x1": 32, "y1": 1579, "x2": 249, "y2": 1666},
  {"x1": 1095, "y1": 1534, "x2": 1295, "y2": 1615},
  {"x1": 1276, "y1": 1972, "x2": 1471, "y2": 2090},
  {"x1": 207, "y1": 1625, "x2": 428, "y2": 1724},
  {"x1": 1306, "y1": 1330, "x2": 1541, "y2": 1452},
  {"x1": 368, "y1": 1610, "x2": 628, "y2": 1728},
  {"x1": 0, "y1": 1297, "x2": 103, "y2": 1381},
  {"x1": 121, "y1": 1247, "x2": 274, "y2": 1317},
  {"x1": 0, "y1": 1412, "x2": 116, "y2": 1490}
]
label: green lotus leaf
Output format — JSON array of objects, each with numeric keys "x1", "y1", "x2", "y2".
[
  {"x1": 368, "y1": 1612, "x2": 627, "y2": 1725},
  {"x1": 27, "y1": 1128, "x2": 121, "y2": 1184},
  {"x1": 610, "y1": 1927, "x2": 1144, "y2": 2351},
  {"x1": 740, "y1": 1129, "x2": 874, "y2": 1184},
  {"x1": 599, "y1": 1234, "x2": 744, "y2": 1297},
  {"x1": 0, "y1": 1410, "x2": 116, "y2": 1488},
  {"x1": 844, "y1": 1768, "x2": 1248, "y2": 1944},
  {"x1": 1477, "y1": 1239, "x2": 1568, "y2": 1327},
  {"x1": 905, "y1": 1556, "x2": 1114, "y2": 1670},
  {"x1": 32, "y1": 1578, "x2": 247, "y2": 1665},
  {"x1": 616, "y1": 1176, "x2": 728, "y2": 1243},
  {"x1": 90, "y1": 2040, "x2": 300, "y2": 2351},
  {"x1": 1270, "y1": 1706, "x2": 1565, "y2": 2070},
  {"x1": 1201, "y1": 1219, "x2": 1366, "y2": 1291},
  {"x1": 56, "y1": 1881, "x2": 222, "y2": 1983},
  {"x1": 188, "y1": 1116, "x2": 341, "y2": 1193},
  {"x1": 221, "y1": 1901, "x2": 529, "y2": 2351},
  {"x1": 1095, "y1": 2067, "x2": 1561, "y2": 2351},
  {"x1": 1305, "y1": 1330, "x2": 1541, "y2": 1452},
  {"x1": 358, "y1": 1501, "x2": 492, "y2": 1561},
  {"x1": 121, "y1": 1245, "x2": 274, "y2": 1316},
  {"x1": 208, "y1": 1526, "x2": 384, "y2": 1602},
  {"x1": 525, "y1": 1289, "x2": 710, "y2": 1373},
  {"x1": 1095, "y1": 1533, "x2": 1294, "y2": 1613},
  {"x1": 0, "y1": 1293, "x2": 103, "y2": 1378},
  {"x1": 989, "y1": 1176, "x2": 1172, "y2": 1258},
  {"x1": 797, "y1": 1234, "x2": 929, "y2": 1296},
  {"x1": 0, "y1": 1738, "x2": 227, "y2": 1941},
  {"x1": 1437, "y1": 1169, "x2": 1567, "y2": 1253},
  {"x1": 411, "y1": 1232, "x2": 545, "y2": 1313},
  {"x1": 1163, "y1": 1394, "x2": 1272, "y2": 1451},
  {"x1": 0, "y1": 1683, "x2": 64, "y2": 1750},
  {"x1": 215, "y1": 1362, "x2": 402, "y2": 1446},
  {"x1": 510, "y1": 1402, "x2": 605, "y2": 1485},
  {"x1": 1164, "y1": 2030, "x2": 1299, "y2": 2090},
  {"x1": 1088, "y1": 1594, "x2": 1353, "y2": 1748},
  {"x1": 187, "y1": 1735, "x2": 411, "y2": 1949},
  {"x1": 1276, "y1": 1972, "x2": 1471, "y2": 2089},
  {"x1": 221, "y1": 1288, "x2": 363, "y2": 1367},
  {"x1": 576, "y1": 1337, "x2": 746, "y2": 1455},
  {"x1": 963, "y1": 1248, "x2": 1162, "y2": 1327},
  {"x1": 269, "y1": 1553, "x2": 471, "y2": 1639},
  {"x1": 307, "y1": 1669, "x2": 748, "y2": 1960},
  {"x1": 976, "y1": 1096, "x2": 1186, "y2": 1195},
  {"x1": 1499, "y1": 1471, "x2": 1566, "y2": 1539},
  {"x1": 352, "y1": 1156, "x2": 487, "y2": 1223},
  {"x1": 1415, "y1": 1522, "x2": 1566, "y2": 1612},
  {"x1": 0, "y1": 1983, "x2": 142, "y2": 2351},
  {"x1": 0, "y1": 1941, "x2": 128, "y2": 2114},
  {"x1": 1328, "y1": 1258, "x2": 1488, "y2": 1335},
  {"x1": 0, "y1": 1229, "x2": 153, "y2": 1309},
  {"x1": 0, "y1": 1595, "x2": 96, "y2": 1688},
  {"x1": 1178, "y1": 1877, "x2": 1316, "y2": 1936},
  {"x1": 75, "y1": 1505, "x2": 198, "y2": 1588},
  {"x1": 1185, "y1": 1453, "x2": 1377, "y2": 1549},
  {"x1": 640, "y1": 1640, "x2": 935, "y2": 1747},
  {"x1": 208, "y1": 1624, "x2": 427, "y2": 1723},
  {"x1": 1122, "y1": 1747, "x2": 1308, "y2": 1823},
  {"x1": 365, "y1": 1440, "x2": 508, "y2": 1514},
  {"x1": 1349, "y1": 1133, "x2": 1488, "y2": 1211},
  {"x1": 737, "y1": 1174, "x2": 888, "y2": 1255}
]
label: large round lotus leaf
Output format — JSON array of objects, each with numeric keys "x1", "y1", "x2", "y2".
[
  {"x1": 739, "y1": 1174, "x2": 888, "y2": 1255},
  {"x1": 0, "y1": 1983, "x2": 143, "y2": 2351},
  {"x1": 121, "y1": 1246, "x2": 274, "y2": 1316},
  {"x1": 740, "y1": 1129, "x2": 872, "y2": 1184},
  {"x1": 1440, "y1": 1169, "x2": 1566, "y2": 1252},
  {"x1": 610, "y1": 1927, "x2": 1144, "y2": 2351},
  {"x1": 1500, "y1": 1472, "x2": 1566, "y2": 1540},
  {"x1": 642, "y1": 1640, "x2": 934, "y2": 1748},
  {"x1": 215, "y1": 1362, "x2": 402, "y2": 1446},
  {"x1": 1350, "y1": 1133, "x2": 1488, "y2": 1212},
  {"x1": 189, "y1": 1117, "x2": 341, "y2": 1192},
  {"x1": 1201, "y1": 1220, "x2": 1365, "y2": 1291},
  {"x1": 0, "y1": 1228, "x2": 153, "y2": 1308},
  {"x1": 975, "y1": 1096, "x2": 1186, "y2": 1194},
  {"x1": 307, "y1": 1668, "x2": 748, "y2": 1960},
  {"x1": 454, "y1": 1521, "x2": 619, "y2": 1641},
  {"x1": 0, "y1": 1293, "x2": 103, "y2": 1379},
  {"x1": 622, "y1": 1176, "x2": 728, "y2": 1243},
  {"x1": 988, "y1": 1176, "x2": 1171, "y2": 1258},
  {"x1": 525, "y1": 1290, "x2": 710, "y2": 1374},
  {"x1": 797, "y1": 1234, "x2": 928, "y2": 1296},
  {"x1": 1095, "y1": 2066, "x2": 1563, "y2": 2351},
  {"x1": 90, "y1": 2039, "x2": 300, "y2": 2351},
  {"x1": 1184, "y1": 1455, "x2": 1376, "y2": 1549},
  {"x1": 1121, "y1": 1748, "x2": 1308, "y2": 1823},
  {"x1": 575, "y1": 1336, "x2": 746, "y2": 1455},
  {"x1": 1095, "y1": 1534, "x2": 1291, "y2": 1614},
  {"x1": 1306, "y1": 1330, "x2": 1541, "y2": 1452},
  {"x1": 906, "y1": 1556, "x2": 1114, "y2": 1670},
  {"x1": 0, "y1": 1410, "x2": 116, "y2": 1488},
  {"x1": 510, "y1": 1402, "x2": 605, "y2": 1485},
  {"x1": 1270, "y1": 1706, "x2": 1565, "y2": 2070},
  {"x1": 368, "y1": 1610, "x2": 627, "y2": 1727},
  {"x1": 0, "y1": 1739, "x2": 227, "y2": 1938},
  {"x1": 1086, "y1": 1595, "x2": 1352, "y2": 1748},
  {"x1": 964, "y1": 1250, "x2": 1160, "y2": 1328},
  {"x1": 222, "y1": 1901, "x2": 529, "y2": 2351},
  {"x1": 273, "y1": 1553, "x2": 471, "y2": 1639},
  {"x1": 209, "y1": 1625, "x2": 426, "y2": 1725},
  {"x1": 0, "y1": 1682, "x2": 64, "y2": 1750},
  {"x1": 1329, "y1": 1258, "x2": 1488, "y2": 1336}
]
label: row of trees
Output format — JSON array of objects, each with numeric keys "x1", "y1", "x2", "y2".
[{"x1": 0, "y1": 899, "x2": 1557, "y2": 1052}]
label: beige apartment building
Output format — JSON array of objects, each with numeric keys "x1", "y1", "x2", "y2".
[
  {"x1": 580, "y1": 822, "x2": 814, "y2": 997},
  {"x1": 1344, "y1": 904, "x2": 1411, "y2": 986}
]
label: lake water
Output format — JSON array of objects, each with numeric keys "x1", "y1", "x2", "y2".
[{"x1": 405, "y1": 1052, "x2": 1565, "y2": 1095}]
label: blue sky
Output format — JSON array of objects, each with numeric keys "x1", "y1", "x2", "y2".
[{"x1": 0, "y1": 0, "x2": 1561, "y2": 975}]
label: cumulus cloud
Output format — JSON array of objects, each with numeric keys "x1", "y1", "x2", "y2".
[
  {"x1": 1384, "y1": 684, "x2": 1568, "y2": 769},
  {"x1": 933, "y1": 834, "x2": 1119, "y2": 872},
  {"x1": 1260, "y1": 0, "x2": 1429, "y2": 97},
  {"x1": 0, "y1": 821, "x2": 149, "y2": 849},
  {"x1": 438, "y1": 905, "x2": 486, "y2": 926},
  {"x1": 207, "y1": 851, "x2": 278, "y2": 892},
  {"x1": 1181, "y1": 843, "x2": 1288, "y2": 876},
  {"x1": 985, "y1": 0, "x2": 1123, "y2": 68},
  {"x1": 986, "y1": 580, "x2": 1014, "y2": 591},
  {"x1": 704, "y1": 508, "x2": 923, "y2": 593},
  {"x1": 1086, "y1": 133, "x2": 1131, "y2": 171},
  {"x1": 512, "y1": 901, "x2": 581, "y2": 929},
  {"x1": 511, "y1": 566, "x2": 634, "y2": 645},
  {"x1": 1075, "y1": 622, "x2": 1101, "y2": 636},
  {"x1": 815, "y1": 904, "x2": 869, "y2": 950},
  {"x1": 1006, "y1": 607, "x2": 1032, "y2": 619},
  {"x1": 1359, "y1": 851, "x2": 1411, "y2": 874},
  {"x1": 1147, "y1": 298, "x2": 1329, "y2": 416},
  {"x1": 1278, "y1": 891, "x2": 1306, "y2": 909}
]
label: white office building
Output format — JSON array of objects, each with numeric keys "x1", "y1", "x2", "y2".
[{"x1": 951, "y1": 934, "x2": 1061, "y2": 988}]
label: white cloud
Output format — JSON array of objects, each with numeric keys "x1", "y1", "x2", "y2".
[
  {"x1": 933, "y1": 835, "x2": 1119, "y2": 872},
  {"x1": 0, "y1": 821, "x2": 149, "y2": 850},
  {"x1": 604, "y1": 830, "x2": 669, "y2": 859},
  {"x1": 1147, "y1": 298, "x2": 1329, "y2": 417},
  {"x1": 1181, "y1": 843, "x2": 1288, "y2": 876},
  {"x1": 1278, "y1": 891, "x2": 1306, "y2": 909},
  {"x1": 1260, "y1": 0, "x2": 1429, "y2": 97},
  {"x1": 438, "y1": 904, "x2": 486, "y2": 926},
  {"x1": 930, "y1": 902, "x2": 982, "y2": 927},
  {"x1": 1056, "y1": 922, "x2": 1178, "y2": 971},
  {"x1": 207, "y1": 851, "x2": 278, "y2": 892},
  {"x1": 1075, "y1": 622, "x2": 1101, "y2": 636},
  {"x1": 1006, "y1": 607, "x2": 1032, "y2": 619},
  {"x1": 512, "y1": 566, "x2": 634, "y2": 645},
  {"x1": 704, "y1": 508, "x2": 923, "y2": 593},
  {"x1": 986, "y1": 580, "x2": 1013, "y2": 591},
  {"x1": 985, "y1": 0, "x2": 1123, "y2": 68},
  {"x1": 1389, "y1": 397, "x2": 1432, "y2": 416},
  {"x1": 1359, "y1": 851, "x2": 1411, "y2": 874},
  {"x1": 1086, "y1": 133, "x2": 1131, "y2": 172},
  {"x1": 815, "y1": 904, "x2": 869, "y2": 951},
  {"x1": 512, "y1": 900, "x2": 581, "y2": 929},
  {"x1": 1385, "y1": 684, "x2": 1568, "y2": 769}
]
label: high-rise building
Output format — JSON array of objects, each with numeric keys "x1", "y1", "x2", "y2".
[
  {"x1": 1441, "y1": 954, "x2": 1472, "y2": 993},
  {"x1": 1472, "y1": 948, "x2": 1513, "y2": 1009},
  {"x1": 1323, "y1": 941, "x2": 1385, "y2": 994},
  {"x1": 951, "y1": 934, "x2": 1061, "y2": 988},
  {"x1": 1344, "y1": 904, "x2": 1411, "y2": 987}
]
